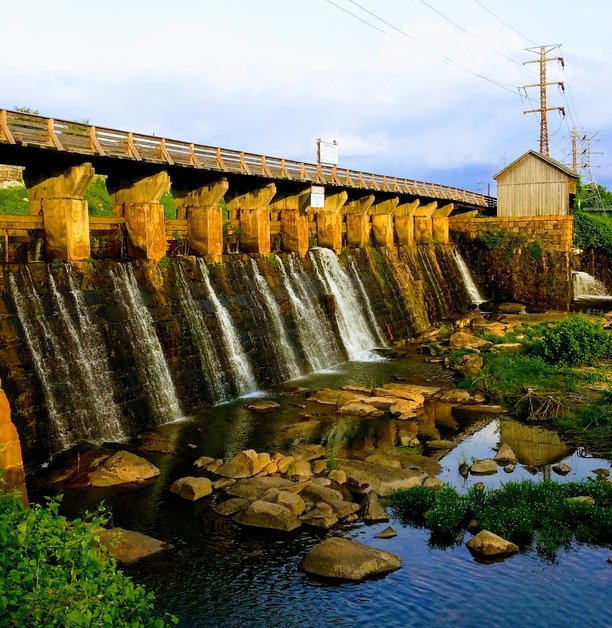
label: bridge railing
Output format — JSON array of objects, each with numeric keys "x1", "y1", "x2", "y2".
[{"x1": 0, "y1": 109, "x2": 488, "y2": 207}]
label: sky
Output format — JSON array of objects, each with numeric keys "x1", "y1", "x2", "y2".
[{"x1": 1, "y1": 0, "x2": 611, "y2": 193}]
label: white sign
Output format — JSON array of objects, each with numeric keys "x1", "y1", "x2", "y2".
[
  {"x1": 311, "y1": 185, "x2": 325, "y2": 208},
  {"x1": 317, "y1": 139, "x2": 338, "y2": 166}
]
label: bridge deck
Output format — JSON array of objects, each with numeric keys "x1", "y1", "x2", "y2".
[{"x1": 0, "y1": 109, "x2": 491, "y2": 208}]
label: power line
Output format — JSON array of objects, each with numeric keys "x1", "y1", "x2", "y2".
[{"x1": 472, "y1": 0, "x2": 538, "y2": 45}]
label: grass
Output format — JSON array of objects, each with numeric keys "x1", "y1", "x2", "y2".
[
  {"x1": 0, "y1": 185, "x2": 29, "y2": 214},
  {"x1": 387, "y1": 480, "x2": 612, "y2": 560}
]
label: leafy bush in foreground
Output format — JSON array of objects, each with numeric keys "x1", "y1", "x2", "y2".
[
  {"x1": 388, "y1": 480, "x2": 612, "y2": 560},
  {"x1": 0, "y1": 490, "x2": 174, "y2": 627}
]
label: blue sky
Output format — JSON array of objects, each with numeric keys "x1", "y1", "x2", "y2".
[{"x1": 2, "y1": 0, "x2": 611, "y2": 192}]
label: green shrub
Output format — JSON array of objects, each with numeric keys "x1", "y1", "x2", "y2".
[
  {"x1": 573, "y1": 209, "x2": 612, "y2": 255},
  {"x1": 161, "y1": 192, "x2": 177, "y2": 219},
  {"x1": 423, "y1": 486, "x2": 466, "y2": 540},
  {"x1": 84, "y1": 176, "x2": 112, "y2": 216},
  {"x1": 529, "y1": 314, "x2": 612, "y2": 366},
  {"x1": 0, "y1": 185, "x2": 29, "y2": 215},
  {"x1": 525, "y1": 240, "x2": 543, "y2": 261},
  {"x1": 387, "y1": 486, "x2": 435, "y2": 525},
  {"x1": 0, "y1": 491, "x2": 175, "y2": 626},
  {"x1": 477, "y1": 229, "x2": 507, "y2": 250}
]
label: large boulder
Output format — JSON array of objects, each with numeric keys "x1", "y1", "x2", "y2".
[
  {"x1": 495, "y1": 443, "x2": 518, "y2": 465},
  {"x1": 301, "y1": 537, "x2": 401, "y2": 581},
  {"x1": 470, "y1": 458, "x2": 498, "y2": 475},
  {"x1": 378, "y1": 382, "x2": 439, "y2": 400},
  {"x1": 449, "y1": 332, "x2": 492, "y2": 351},
  {"x1": 226, "y1": 476, "x2": 295, "y2": 501},
  {"x1": 362, "y1": 491, "x2": 389, "y2": 523},
  {"x1": 216, "y1": 449, "x2": 269, "y2": 479},
  {"x1": 300, "y1": 503, "x2": 339, "y2": 529},
  {"x1": 170, "y1": 476, "x2": 212, "y2": 501},
  {"x1": 388, "y1": 400, "x2": 420, "y2": 418},
  {"x1": 311, "y1": 389, "x2": 359, "y2": 406},
  {"x1": 88, "y1": 451, "x2": 160, "y2": 487},
  {"x1": 339, "y1": 401, "x2": 379, "y2": 416},
  {"x1": 466, "y1": 529, "x2": 519, "y2": 557},
  {"x1": 338, "y1": 460, "x2": 426, "y2": 496},
  {"x1": 459, "y1": 353, "x2": 484, "y2": 377},
  {"x1": 96, "y1": 527, "x2": 170, "y2": 565},
  {"x1": 233, "y1": 500, "x2": 302, "y2": 532}
]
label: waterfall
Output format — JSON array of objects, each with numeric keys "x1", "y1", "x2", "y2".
[
  {"x1": 573, "y1": 271, "x2": 612, "y2": 299},
  {"x1": 452, "y1": 247, "x2": 485, "y2": 305},
  {"x1": 110, "y1": 264, "x2": 184, "y2": 424},
  {"x1": 310, "y1": 248, "x2": 385, "y2": 361},
  {"x1": 417, "y1": 247, "x2": 449, "y2": 318},
  {"x1": 276, "y1": 255, "x2": 343, "y2": 371},
  {"x1": 196, "y1": 259, "x2": 258, "y2": 396},
  {"x1": 248, "y1": 258, "x2": 302, "y2": 380},
  {"x1": 174, "y1": 261, "x2": 229, "y2": 403},
  {"x1": 9, "y1": 267, "x2": 125, "y2": 452},
  {"x1": 348, "y1": 256, "x2": 388, "y2": 347}
]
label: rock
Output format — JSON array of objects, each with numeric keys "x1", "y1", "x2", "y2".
[
  {"x1": 503, "y1": 464, "x2": 516, "y2": 473},
  {"x1": 170, "y1": 476, "x2": 213, "y2": 501},
  {"x1": 362, "y1": 491, "x2": 389, "y2": 523},
  {"x1": 328, "y1": 500, "x2": 360, "y2": 519},
  {"x1": 301, "y1": 537, "x2": 401, "y2": 581},
  {"x1": 311, "y1": 389, "x2": 359, "y2": 406},
  {"x1": 592, "y1": 468, "x2": 610, "y2": 478},
  {"x1": 226, "y1": 476, "x2": 295, "y2": 501},
  {"x1": 216, "y1": 449, "x2": 269, "y2": 479},
  {"x1": 466, "y1": 519, "x2": 480, "y2": 533},
  {"x1": 312, "y1": 460, "x2": 328, "y2": 475},
  {"x1": 338, "y1": 460, "x2": 426, "y2": 496},
  {"x1": 328, "y1": 469, "x2": 347, "y2": 484},
  {"x1": 88, "y1": 451, "x2": 160, "y2": 487},
  {"x1": 311, "y1": 476, "x2": 332, "y2": 487},
  {"x1": 452, "y1": 405, "x2": 508, "y2": 419},
  {"x1": 470, "y1": 458, "x2": 498, "y2": 475},
  {"x1": 340, "y1": 401, "x2": 379, "y2": 416},
  {"x1": 262, "y1": 462, "x2": 278, "y2": 475},
  {"x1": 552, "y1": 463, "x2": 571, "y2": 476},
  {"x1": 212, "y1": 478, "x2": 236, "y2": 490},
  {"x1": 423, "y1": 476, "x2": 444, "y2": 490},
  {"x1": 459, "y1": 353, "x2": 484, "y2": 376},
  {"x1": 495, "y1": 443, "x2": 518, "y2": 464},
  {"x1": 398, "y1": 430, "x2": 420, "y2": 448},
  {"x1": 472, "y1": 320, "x2": 507, "y2": 337},
  {"x1": 276, "y1": 491, "x2": 307, "y2": 516},
  {"x1": 458, "y1": 462, "x2": 469, "y2": 478},
  {"x1": 233, "y1": 500, "x2": 302, "y2": 532},
  {"x1": 493, "y1": 343, "x2": 522, "y2": 353},
  {"x1": 389, "y1": 400, "x2": 420, "y2": 418},
  {"x1": 276, "y1": 455, "x2": 295, "y2": 474},
  {"x1": 193, "y1": 456, "x2": 216, "y2": 469},
  {"x1": 439, "y1": 389, "x2": 472, "y2": 404},
  {"x1": 246, "y1": 400, "x2": 280, "y2": 412},
  {"x1": 293, "y1": 444, "x2": 326, "y2": 461},
  {"x1": 365, "y1": 452, "x2": 401, "y2": 468},
  {"x1": 497, "y1": 303, "x2": 526, "y2": 314},
  {"x1": 289, "y1": 459, "x2": 313, "y2": 478},
  {"x1": 566, "y1": 496, "x2": 595, "y2": 506},
  {"x1": 608, "y1": 557, "x2": 612, "y2": 564},
  {"x1": 379, "y1": 383, "x2": 439, "y2": 400},
  {"x1": 301, "y1": 483, "x2": 344, "y2": 505},
  {"x1": 449, "y1": 332, "x2": 492, "y2": 351},
  {"x1": 207, "y1": 459, "x2": 224, "y2": 474},
  {"x1": 466, "y1": 529, "x2": 519, "y2": 557},
  {"x1": 364, "y1": 396, "x2": 401, "y2": 410},
  {"x1": 375, "y1": 526, "x2": 397, "y2": 539},
  {"x1": 427, "y1": 439, "x2": 456, "y2": 450},
  {"x1": 300, "y1": 504, "x2": 339, "y2": 529},
  {"x1": 96, "y1": 527, "x2": 171, "y2": 565},
  {"x1": 213, "y1": 497, "x2": 250, "y2": 516},
  {"x1": 137, "y1": 432, "x2": 183, "y2": 454}
]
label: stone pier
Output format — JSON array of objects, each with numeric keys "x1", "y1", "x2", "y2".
[
  {"x1": 173, "y1": 175, "x2": 228, "y2": 262},
  {"x1": 432, "y1": 203, "x2": 453, "y2": 244},
  {"x1": 269, "y1": 188, "x2": 310, "y2": 257},
  {"x1": 394, "y1": 199, "x2": 419, "y2": 246},
  {"x1": 315, "y1": 190, "x2": 348, "y2": 253},
  {"x1": 371, "y1": 197, "x2": 399, "y2": 248},
  {"x1": 413, "y1": 201, "x2": 437, "y2": 244},
  {"x1": 107, "y1": 170, "x2": 170, "y2": 262},
  {"x1": 226, "y1": 183, "x2": 276, "y2": 254},
  {"x1": 344, "y1": 194, "x2": 374, "y2": 247},
  {"x1": 24, "y1": 162, "x2": 93, "y2": 262}
]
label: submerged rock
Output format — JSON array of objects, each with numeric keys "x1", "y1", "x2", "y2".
[
  {"x1": 338, "y1": 460, "x2": 426, "y2": 496},
  {"x1": 552, "y1": 463, "x2": 571, "y2": 476},
  {"x1": 170, "y1": 476, "x2": 212, "y2": 501},
  {"x1": 470, "y1": 458, "x2": 498, "y2": 475},
  {"x1": 213, "y1": 497, "x2": 250, "y2": 516},
  {"x1": 246, "y1": 400, "x2": 281, "y2": 412},
  {"x1": 96, "y1": 527, "x2": 171, "y2": 565},
  {"x1": 375, "y1": 526, "x2": 398, "y2": 539},
  {"x1": 301, "y1": 537, "x2": 401, "y2": 581},
  {"x1": 233, "y1": 500, "x2": 302, "y2": 532},
  {"x1": 466, "y1": 529, "x2": 519, "y2": 557}
]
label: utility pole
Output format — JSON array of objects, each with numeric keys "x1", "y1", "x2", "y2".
[
  {"x1": 522, "y1": 45, "x2": 565, "y2": 156},
  {"x1": 572, "y1": 127, "x2": 577, "y2": 172}
]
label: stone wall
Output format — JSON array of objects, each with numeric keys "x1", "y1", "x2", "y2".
[
  {"x1": 574, "y1": 249, "x2": 612, "y2": 294},
  {"x1": 449, "y1": 215, "x2": 573, "y2": 310},
  {"x1": 0, "y1": 380, "x2": 27, "y2": 504},
  {"x1": 0, "y1": 165, "x2": 24, "y2": 183}
]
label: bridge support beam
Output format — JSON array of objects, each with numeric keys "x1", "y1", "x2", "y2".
[
  {"x1": 269, "y1": 188, "x2": 310, "y2": 257},
  {"x1": 344, "y1": 194, "x2": 374, "y2": 247},
  {"x1": 24, "y1": 162, "x2": 93, "y2": 262},
  {"x1": 413, "y1": 201, "x2": 437, "y2": 244},
  {"x1": 107, "y1": 171, "x2": 169, "y2": 262},
  {"x1": 394, "y1": 199, "x2": 419, "y2": 246},
  {"x1": 432, "y1": 203, "x2": 454, "y2": 244},
  {"x1": 315, "y1": 190, "x2": 348, "y2": 253},
  {"x1": 173, "y1": 176, "x2": 228, "y2": 262},
  {"x1": 371, "y1": 197, "x2": 400, "y2": 248},
  {"x1": 226, "y1": 183, "x2": 276, "y2": 254}
]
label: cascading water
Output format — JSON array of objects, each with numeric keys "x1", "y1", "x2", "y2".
[
  {"x1": 310, "y1": 248, "x2": 385, "y2": 361},
  {"x1": 348, "y1": 255, "x2": 388, "y2": 347},
  {"x1": 452, "y1": 247, "x2": 485, "y2": 305},
  {"x1": 277, "y1": 256, "x2": 344, "y2": 372},
  {"x1": 110, "y1": 264, "x2": 184, "y2": 424},
  {"x1": 417, "y1": 247, "x2": 449, "y2": 318},
  {"x1": 196, "y1": 259, "x2": 258, "y2": 396},
  {"x1": 573, "y1": 271, "x2": 612, "y2": 300},
  {"x1": 248, "y1": 258, "x2": 301, "y2": 380},
  {"x1": 174, "y1": 261, "x2": 229, "y2": 403},
  {"x1": 9, "y1": 267, "x2": 125, "y2": 452}
]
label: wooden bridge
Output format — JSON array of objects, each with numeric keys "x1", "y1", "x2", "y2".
[{"x1": 0, "y1": 109, "x2": 492, "y2": 262}]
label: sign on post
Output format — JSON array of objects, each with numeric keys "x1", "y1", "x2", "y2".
[
  {"x1": 310, "y1": 185, "x2": 325, "y2": 208},
  {"x1": 317, "y1": 139, "x2": 338, "y2": 166}
]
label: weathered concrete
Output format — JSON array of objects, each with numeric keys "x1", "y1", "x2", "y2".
[
  {"x1": 371, "y1": 197, "x2": 399, "y2": 248},
  {"x1": 432, "y1": 203, "x2": 453, "y2": 244},
  {"x1": 344, "y1": 194, "x2": 374, "y2": 247},
  {"x1": 315, "y1": 190, "x2": 348, "y2": 253},
  {"x1": 24, "y1": 162, "x2": 93, "y2": 262},
  {"x1": 107, "y1": 170, "x2": 169, "y2": 262},
  {"x1": 394, "y1": 199, "x2": 419, "y2": 246},
  {"x1": 226, "y1": 183, "x2": 276, "y2": 254},
  {"x1": 413, "y1": 201, "x2": 437, "y2": 244},
  {"x1": 269, "y1": 189, "x2": 310, "y2": 257},
  {"x1": 0, "y1": 383, "x2": 27, "y2": 505}
]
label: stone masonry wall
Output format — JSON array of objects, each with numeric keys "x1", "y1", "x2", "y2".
[{"x1": 0, "y1": 165, "x2": 24, "y2": 183}]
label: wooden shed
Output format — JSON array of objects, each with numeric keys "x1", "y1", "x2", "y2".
[{"x1": 494, "y1": 150, "x2": 578, "y2": 217}]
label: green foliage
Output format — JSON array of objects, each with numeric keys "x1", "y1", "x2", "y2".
[
  {"x1": 388, "y1": 480, "x2": 612, "y2": 560},
  {"x1": 476, "y1": 229, "x2": 507, "y2": 250},
  {"x1": 84, "y1": 176, "x2": 112, "y2": 216},
  {"x1": 50, "y1": 258, "x2": 64, "y2": 273},
  {"x1": 573, "y1": 209, "x2": 612, "y2": 255},
  {"x1": 308, "y1": 230, "x2": 317, "y2": 250},
  {"x1": 161, "y1": 192, "x2": 177, "y2": 219},
  {"x1": 14, "y1": 106, "x2": 40, "y2": 114},
  {"x1": 528, "y1": 314, "x2": 612, "y2": 367},
  {"x1": 158, "y1": 256, "x2": 171, "y2": 271},
  {"x1": 0, "y1": 185, "x2": 29, "y2": 215},
  {"x1": 0, "y1": 491, "x2": 175, "y2": 626},
  {"x1": 219, "y1": 198, "x2": 229, "y2": 221},
  {"x1": 266, "y1": 254, "x2": 280, "y2": 270},
  {"x1": 525, "y1": 240, "x2": 543, "y2": 261}
]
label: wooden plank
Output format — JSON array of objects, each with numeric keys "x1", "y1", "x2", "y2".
[
  {"x1": 216, "y1": 147, "x2": 228, "y2": 171},
  {"x1": 0, "y1": 110, "x2": 15, "y2": 144},
  {"x1": 127, "y1": 132, "x2": 142, "y2": 160},
  {"x1": 159, "y1": 138, "x2": 174, "y2": 165},
  {"x1": 47, "y1": 119, "x2": 64, "y2": 150},
  {"x1": 239, "y1": 152, "x2": 252, "y2": 175},
  {"x1": 89, "y1": 126, "x2": 106, "y2": 155}
]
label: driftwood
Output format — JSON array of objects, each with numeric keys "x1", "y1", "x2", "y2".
[{"x1": 512, "y1": 387, "x2": 568, "y2": 423}]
